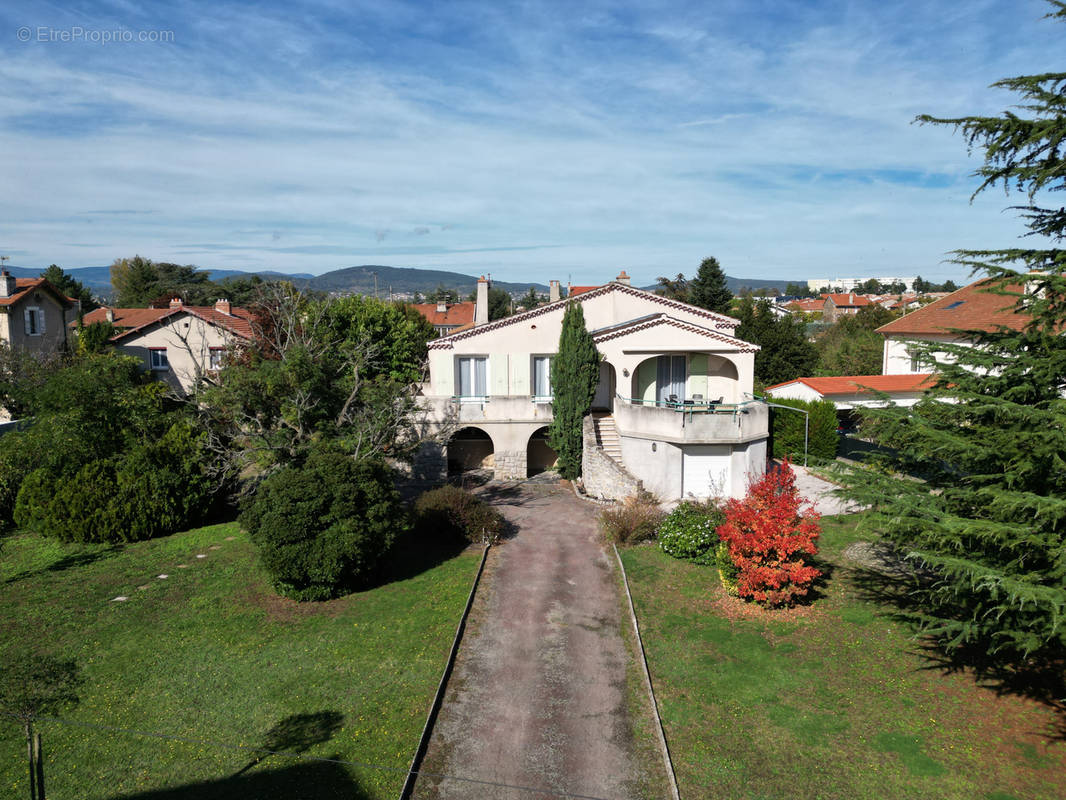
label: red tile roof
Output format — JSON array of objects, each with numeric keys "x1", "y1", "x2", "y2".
[
  {"x1": 76, "y1": 304, "x2": 256, "y2": 341},
  {"x1": 766, "y1": 374, "x2": 936, "y2": 396},
  {"x1": 876, "y1": 279, "x2": 1029, "y2": 336},
  {"x1": 825, "y1": 293, "x2": 874, "y2": 308},
  {"x1": 785, "y1": 298, "x2": 824, "y2": 312},
  {"x1": 568, "y1": 286, "x2": 600, "y2": 297},
  {"x1": 410, "y1": 302, "x2": 475, "y2": 328},
  {"x1": 0, "y1": 277, "x2": 75, "y2": 308}
]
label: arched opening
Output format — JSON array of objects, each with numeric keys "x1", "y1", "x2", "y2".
[
  {"x1": 630, "y1": 353, "x2": 741, "y2": 406},
  {"x1": 526, "y1": 426, "x2": 558, "y2": 477},
  {"x1": 446, "y1": 427, "x2": 494, "y2": 475}
]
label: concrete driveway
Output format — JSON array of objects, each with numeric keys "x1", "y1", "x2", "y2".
[{"x1": 413, "y1": 483, "x2": 652, "y2": 800}]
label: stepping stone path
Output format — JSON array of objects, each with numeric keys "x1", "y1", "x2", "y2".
[{"x1": 105, "y1": 537, "x2": 234, "y2": 604}]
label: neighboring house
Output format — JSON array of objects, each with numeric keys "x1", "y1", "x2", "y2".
[
  {"x1": 411, "y1": 276, "x2": 489, "y2": 335},
  {"x1": 74, "y1": 298, "x2": 254, "y2": 395},
  {"x1": 766, "y1": 374, "x2": 935, "y2": 410},
  {"x1": 876, "y1": 279, "x2": 1030, "y2": 374},
  {"x1": 416, "y1": 273, "x2": 769, "y2": 501},
  {"x1": 823, "y1": 293, "x2": 874, "y2": 322},
  {"x1": 0, "y1": 270, "x2": 79, "y2": 354}
]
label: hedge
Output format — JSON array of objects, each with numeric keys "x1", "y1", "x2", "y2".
[{"x1": 769, "y1": 397, "x2": 838, "y2": 462}]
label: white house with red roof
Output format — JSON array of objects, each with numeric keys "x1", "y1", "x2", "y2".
[
  {"x1": 765, "y1": 374, "x2": 935, "y2": 410},
  {"x1": 416, "y1": 273, "x2": 769, "y2": 501},
  {"x1": 75, "y1": 298, "x2": 255, "y2": 395},
  {"x1": 876, "y1": 278, "x2": 1031, "y2": 374},
  {"x1": 0, "y1": 270, "x2": 79, "y2": 354}
]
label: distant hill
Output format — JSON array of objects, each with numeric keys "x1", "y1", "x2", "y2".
[
  {"x1": 2, "y1": 265, "x2": 314, "y2": 298},
  {"x1": 305, "y1": 265, "x2": 549, "y2": 296},
  {"x1": 641, "y1": 275, "x2": 792, "y2": 294}
]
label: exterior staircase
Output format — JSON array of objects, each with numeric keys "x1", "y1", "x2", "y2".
[{"x1": 592, "y1": 413, "x2": 624, "y2": 465}]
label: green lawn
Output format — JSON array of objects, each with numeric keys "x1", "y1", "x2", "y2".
[
  {"x1": 620, "y1": 516, "x2": 1066, "y2": 800},
  {"x1": 0, "y1": 522, "x2": 482, "y2": 799}
]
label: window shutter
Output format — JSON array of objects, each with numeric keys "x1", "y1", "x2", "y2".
[
  {"x1": 38, "y1": 307, "x2": 45, "y2": 334},
  {"x1": 24, "y1": 308, "x2": 31, "y2": 335}
]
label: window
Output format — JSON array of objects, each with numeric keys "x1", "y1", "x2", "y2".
[
  {"x1": 532, "y1": 356, "x2": 553, "y2": 399},
  {"x1": 149, "y1": 348, "x2": 170, "y2": 371},
  {"x1": 456, "y1": 356, "x2": 487, "y2": 398},
  {"x1": 656, "y1": 355, "x2": 687, "y2": 405},
  {"x1": 24, "y1": 306, "x2": 44, "y2": 336},
  {"x1": 209, "y1": 347, "x2": 225, "y2": 370}
]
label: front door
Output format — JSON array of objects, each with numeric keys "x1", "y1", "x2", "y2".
[{"x1": 592, "y1": 362, "x2": 613, "y2": 411}]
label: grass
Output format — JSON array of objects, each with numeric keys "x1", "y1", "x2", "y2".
[
  {"x1": 0, "y1": 522, "x2": 482, "y2": 800},
  {"x1": 619, "y1": 515, "x2": 1066, "y2": 800}
]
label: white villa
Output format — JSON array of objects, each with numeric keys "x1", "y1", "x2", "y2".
[{"x1": 416, "y1": 273, "x2": 769, "y2": 501}]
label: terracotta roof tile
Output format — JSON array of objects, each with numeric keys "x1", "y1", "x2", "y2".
[
  {"x1": 0, "y1": 277, "x2": 75, "y2": 308},
  {"x1": 568, "y1": 286, "x2": 600, "y2": 297},
  {"x1": 877, "y1": 279, "x2": 1029, "y2": 336},
  {"x1": 825, "y1": 293, "x2": 874, "y2": 307},
  {"x1": 76, "y1": 305, "x2": 255, "y2": 341},
  {"x1": 766, "y1": 374, "x2": 935, "y2": 396},
  {"x1": 411, "y1": 302, "x2": 476, "y2": 327}
]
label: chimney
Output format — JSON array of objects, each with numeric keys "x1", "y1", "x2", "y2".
[
  {"x1": 436, "y1": 301, "x2": 447, "y2": 314},
  {"x1": 214, "y1": 298, "x2": 231, "y2": 315},
  {"x1": 0, "y1": 270, "x2": 14, "y2": 298},
  {"x1": 616, "y1": 270, "x2": 631, "y2": 286},
  {"x1": 474, "y1": 275, "x2": 489, "y2": 325},
  {"x1": 549, "y1": 280, "x2": 560, "y2": 303},
  {"x1": 105, "y1": 307, "x2": 115, "y2": 324},
  {"x1": 169, "y1": 297, "x2": 183, "y2": 309},
  {"x1": 848, "y1": 293, "x2": 855, "y2": 304}
]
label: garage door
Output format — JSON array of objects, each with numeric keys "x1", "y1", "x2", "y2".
[{"x1": 682, "y1": 445, "x2": 731, "y2": 498}]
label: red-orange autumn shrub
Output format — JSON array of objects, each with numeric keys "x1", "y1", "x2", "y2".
[{"x1": 716, "y1": 461, "x2": 821, "y2": 607}]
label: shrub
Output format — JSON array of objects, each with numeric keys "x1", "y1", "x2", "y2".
[
  {"x1": 13, "y1": 421, "x2": 215, "y2": 543},
  {"x1": 770, "y1": 397, "x2": 838, "y2": 462},
  {"x1": 716, "y1": 462, "x2": 822, "y2": 607},
  {"x1": 599, "y1": 490, "x2": 664, "y2": 545},
  {"x1": 240, "y1": 452, "x2": 403, "y2": 601},
  {"x1": 413, "y1": 485, "x2": 505, "y2": 545},
  {"x1": 657, "y1": 501, "x2": 726, "y2": 564}
]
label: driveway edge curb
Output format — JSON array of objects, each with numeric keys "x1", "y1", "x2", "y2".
[
  {"x1": 613, "y1": 544, "x2": 682, "y2": 800},
  {"x1": 399, "y1": 542, "x2": 490, "y2": 800}
]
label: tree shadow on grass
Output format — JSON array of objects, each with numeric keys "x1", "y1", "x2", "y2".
[
  {"x1": 4, "y1": 545, "x2": 122, "y2": 585},
  {"x1": 235, "y1": 711, "x2": 346, "y2": 776},
  {"x1": 849, "y1": 565, "x2": 1066, "y2": 742},
  {"x1": 108, "y1": 760, "x2": 371, "y2": 800},
  {"x1": 371, "y1": 522, "x2": 470, "y2": 587}
]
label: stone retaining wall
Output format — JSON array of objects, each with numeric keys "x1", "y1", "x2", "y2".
[{"x1": 581, "y1": 416, "x2": 642, "y2": 501}]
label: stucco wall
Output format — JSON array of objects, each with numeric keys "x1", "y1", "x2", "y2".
[
  {"x1": 116, "y1": 313, "x2": 244, "y2": 395},
  {"x1": 883, "y1": 334, "x2": 963, "y2": 374},
  {"x1": 1, "y1": 291, "x2": 71, "y2": 353}
]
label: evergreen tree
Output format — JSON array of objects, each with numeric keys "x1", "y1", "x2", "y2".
[
  {"x1": 549, "y1": 302, "x2": 600, "y2": 479},
  {"x1": 839, "y1": 2, "x2": 1066, "y2": 660},
  {"x1": 735, "y1": 298, "x2": 818, "y2": 387},
  {"x1": 42, "y1": 264, "x2": 97, "y2": 311},
  {"x1": 689, "y1": 257, "x2": 734, "y2": 315}
]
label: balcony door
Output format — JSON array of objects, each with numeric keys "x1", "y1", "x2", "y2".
[{"x1": 656, "y1": 355, "x2": 687, "y2": 406}]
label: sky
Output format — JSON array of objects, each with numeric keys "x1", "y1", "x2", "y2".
[{"x1": 0, "y1": 0, "x2": 1061, "y2": 286}]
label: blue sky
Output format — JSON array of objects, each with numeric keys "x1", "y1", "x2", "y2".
[{"x1": 0, "y1": 0, "x2": 1060, "y2": 285}]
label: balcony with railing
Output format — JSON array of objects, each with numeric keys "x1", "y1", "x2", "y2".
[{"x1": 611, "y1": 394, "x2": 769, "y2": 444}]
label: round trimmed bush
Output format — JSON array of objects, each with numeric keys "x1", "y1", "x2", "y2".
[
  {"x1": 413, "y1": 485, "x2": 504, "y2": 545},
  {"x1": 658, "y1": 501, "x2": 726, "y2": 565},
  {"x1": 241, "y1": 452, "x2": 404, "y2": 601}
]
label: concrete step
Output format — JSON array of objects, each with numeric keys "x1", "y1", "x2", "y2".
[{"x1": 592, "y1": 414, "x2": 624, "y2": 466}]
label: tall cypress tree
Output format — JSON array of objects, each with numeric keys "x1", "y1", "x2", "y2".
[
  {"x1": 839, "y1": 2, "x2": 1066, "y2": 660},
  {"x1": 689, "y1": 256, "x2": 734, "y2": 315},
  {"x1": 549, "y1": 302, "x2": 600, "y2": 479}
]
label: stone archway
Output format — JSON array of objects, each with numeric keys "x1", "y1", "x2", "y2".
[
  {"x1": 446, "y1": 426, "x2": 495, "y2": 475},
  {"x1": 526, "y1": 426, "x2": 558, "y2": 477}
]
